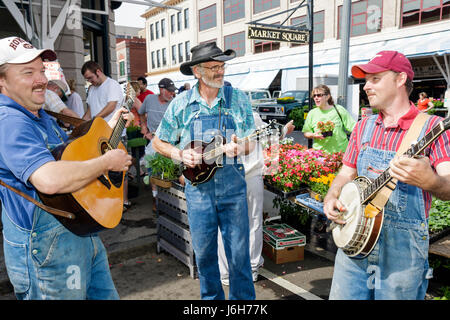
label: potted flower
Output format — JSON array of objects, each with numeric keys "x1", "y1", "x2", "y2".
[
  {"x1": 143, "y1": 153, "x2": 180, "y2": 188},
  {"x1": 316, "y1": 120, "x2": 335, "y2": 137},
  {"x1": 308, "y1": 173, "x2": 336, "y2": 202}
]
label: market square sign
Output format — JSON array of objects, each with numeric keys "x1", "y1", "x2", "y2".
[{"x1": 248, "y1": 26, "x2": 309, "y2": 44}]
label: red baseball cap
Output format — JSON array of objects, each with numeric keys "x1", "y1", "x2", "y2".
[{"x1": 351, "y1": 50, "x2": 414, "y2": 81}]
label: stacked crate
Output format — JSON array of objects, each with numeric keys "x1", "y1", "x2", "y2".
[{"x1": 156, "y1": 183, "x2": 197, "y2": 278}]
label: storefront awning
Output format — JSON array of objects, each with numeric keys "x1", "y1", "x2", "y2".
[{"x1": 237, "y1": 69, "x2": 279, "y2": 90}]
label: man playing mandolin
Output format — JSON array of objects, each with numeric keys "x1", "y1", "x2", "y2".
[
  {"x1": 0, "y1": 37, "x2": 133, "y2": 299},
  {"x1": 324, "y1": 51, "x2": 450, "y2": 300},
  {"x1": 152, "y1": 42, "x2": 256, "y2": 300}
]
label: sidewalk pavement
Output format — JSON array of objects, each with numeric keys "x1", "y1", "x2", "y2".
[{"x1": 0, "y1": 183, "x2": 335, "y2": 299}]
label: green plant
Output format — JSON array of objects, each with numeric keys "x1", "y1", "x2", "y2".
[
  {"x1": 434, "y1": 286, "x2": 450, "y2": 300},
  {"x1": 429, "y1": 198, "x2": 450, "y2": 233},
  {"x1": 273, "y1": 196, "x2": 310, "y2": 226},
  {"x1": 288, "y1": 107, "x2": 304, "y2": 130},
  {"x1": 144, "y1": 153, "x2": 180, "y2": 181}
]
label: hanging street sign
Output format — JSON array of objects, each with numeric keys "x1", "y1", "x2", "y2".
[{"x1": 248, "y1": 25, "x2": 309, "y2": 44}]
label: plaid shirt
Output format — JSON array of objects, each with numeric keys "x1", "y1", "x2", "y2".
[{"x1": 343, "y1": 103, "x2": 450, "y2": 216}]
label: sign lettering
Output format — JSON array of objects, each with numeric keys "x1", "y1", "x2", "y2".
[{"x1": 248, "y1": 26, "x2": 309, "y2": 44}]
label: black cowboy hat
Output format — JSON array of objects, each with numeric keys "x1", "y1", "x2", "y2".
[{"x1": 180, "y1": 42, "x2": 236, "y2": 76}]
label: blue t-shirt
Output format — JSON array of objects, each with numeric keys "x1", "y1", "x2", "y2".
[{"x1": 0, "y1": 94, "x2": 68, "y2": 230}]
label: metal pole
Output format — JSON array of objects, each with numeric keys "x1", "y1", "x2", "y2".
[
  {"x1": 337, "y1": 0, "x2": 351, "y2": 109},
  {"x1": 307, "y1": 0, "x2": 314, "y2": 148}
]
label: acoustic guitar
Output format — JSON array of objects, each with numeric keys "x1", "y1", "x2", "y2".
[
  {"x1": 331, "y1": 115, "x2": 450, "y2": 258},
  {"x1": 182, "y1": 120, "x2": 280, "y2": 186},
  {"x1": 37, "y1": 83, "x2": 136, "y2": 236}
]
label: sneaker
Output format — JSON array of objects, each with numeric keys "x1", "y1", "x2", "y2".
[
  {"x1": 252, "y1": 270, "x2": 259, "y2": 282},
  {"x1": 221, "y1": 278, "x2": 229, "y2": 286}
]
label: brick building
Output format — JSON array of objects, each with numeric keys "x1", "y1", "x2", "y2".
[{"x1": 116, "y1": 37, "x2": 148, "y2": 83}]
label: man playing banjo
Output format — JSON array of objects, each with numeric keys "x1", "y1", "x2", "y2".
[{"x1": 324, "y1": 51, "x2": 450, "y2": 300}]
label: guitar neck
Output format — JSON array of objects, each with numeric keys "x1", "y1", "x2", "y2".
[
  {"x1": 109, "y1": 116, "x2": 126, "y2": 149},
  {"x1": 362, "y1": 120, "x2": 446, "y2": 203}
]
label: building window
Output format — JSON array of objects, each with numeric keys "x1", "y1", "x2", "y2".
[
  {"x1": 177, "y1": 11, "x2": 182, "y2": 31},
  {"x1": 199, "y1": 4, "x2": 217, "y2": 31},
  {"x1": 178, "y1": 43, "x2": 184, "y2": 63},
  {"x1": 184, "y1": 8, "x2": 190, "y2": 28},
  {"x1": 157, "y1": 49, "x2": 161, "y2": 68},
  {"x1": 119, "y1": 61, "x2": 125, "y2": 76},
  {"x1": 254, "y1": 40, "x2": 280, "y2": 54},
  {"x1": 224, "y1": 0, "x2": 245, "y2": 23},
  {"x1": 150, "y1": 24, "x2": 154, "y2": 41},
  {"x1": 338, "y1": 0, "x2": 383, "y2": 39},
  {"x1": 155, "y1": 21, "x2": 160, "y2": 39},
  {"x1": 253, "y1": 0, "x2": 280, "y2": 14},
  {"x1": 291, "y1": 11, "x2": 325, "y2": 46},
  {"x1": 161, "y1": 19, "x2": 166, "y2": 37},
  {"x1": 401, "y1": 0, "x2": 450, "y2": 27},
  {"x1": 172, "y1": 45, "x2": 177, "y2": 64},
  {"x1": 224, "y1": 31, "x2": 245, "y2": 57},
  {"x1": 162, "y1": 48, "x2": 167, "y2": 66},
  {"x1": 151, "y1": 51, "x2": 155, "y2": 69},
  {"x1": 170, "y1": 14, "x2": 175, "y2": 33},
  {"x1": 185, "y1": 41, "x2": 191, "y2": 61}
]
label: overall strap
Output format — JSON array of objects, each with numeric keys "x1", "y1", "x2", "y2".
[
  {"x1": 364, "y1": 112, "x2": 430, "y2": 218},
  {"x1": 361, "y1": 115, "x2": 378, "y2": 146}
]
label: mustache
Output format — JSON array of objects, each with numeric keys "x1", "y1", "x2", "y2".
[{"x1": 32, "y1": 84, "x2": 47, "y2": 91}]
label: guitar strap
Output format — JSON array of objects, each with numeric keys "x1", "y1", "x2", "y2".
[
  {"x1": 0, "y1": 179, "x2": 75, "y2": 219},
  {"x1": 364, "y1": 112, "x2": 430, "y2": 218}
]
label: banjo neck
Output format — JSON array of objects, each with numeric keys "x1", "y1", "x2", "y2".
[{"x1": 362, "y1": 119, "x2": 448, "y2": 204}]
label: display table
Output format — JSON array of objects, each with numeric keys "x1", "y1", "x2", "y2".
[{"x1": 294, "y1": 193, "x2": 325, "y2": 216}]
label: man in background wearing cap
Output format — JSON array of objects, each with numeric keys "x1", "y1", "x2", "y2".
[
  {"x1": 45, "y1": 80, "x2": 80, "y2": 119},
  {"x1": 0, "y1": 36, "x2": 133, "y2": 299},
  {"x1": 152, "y1": 42, "x2": 256, "y2": 300},
  {"x1": 138, "y1": 77, "x2": 176, "y2": 210},
  {"x1": 324, "y1": 50, "x2": 450, "y2": 299}
]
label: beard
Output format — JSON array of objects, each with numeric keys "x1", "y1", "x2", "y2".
[{"x1": 199, "y1": 69, "x2": 224, "y2": 89}]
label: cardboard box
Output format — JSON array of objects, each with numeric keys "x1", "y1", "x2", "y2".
[
  {"x1": 262, "y1": 241, "x2": 304, "y2": 264},
  {"x1": 263, "y1": 224, "x2": 306, "y2": 249},
  {"x1": 262, "y1": 224, "x2": 306, "y2": 264}
]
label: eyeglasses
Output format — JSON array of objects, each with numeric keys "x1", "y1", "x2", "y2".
[
  {"x1": 200, "y1": 64, "x2": 227, "y2": 72},
  {"x1": 312, "y1": 93, "x2": 326, "y2": 98}
]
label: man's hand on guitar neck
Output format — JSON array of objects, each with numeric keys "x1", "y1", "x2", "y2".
[{"x1": 107, "y1": 107, "x2": 135, "y2": 129}]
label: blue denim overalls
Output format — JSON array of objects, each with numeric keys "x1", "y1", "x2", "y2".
[
  {"x1": 2, "y1": 117, "x2": 119, "y2": 300},
  {"x1": 329, "y1": 115, "x2": 432, "y2": 300},
  {"x1": 183, "y1": 87, "x2": 255, "y2": 300}
]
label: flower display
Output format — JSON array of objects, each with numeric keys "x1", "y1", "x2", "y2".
[
  {"x1": 316, "y1": 120, "x2": 335, "y2": 133},
  {"x1": 264, "y1": 142, "x2": 343, "y2": 192},
  {"x1": 309, "y1": 173, "x2": 336, "y2": 198}
]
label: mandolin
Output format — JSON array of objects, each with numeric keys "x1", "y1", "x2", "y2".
[
  {"x1": 36, "y1": 83, "x2": 136, "y2": 236},
  {"x1": 182, "y1": 120, "x2": 280, "y2": 186}
]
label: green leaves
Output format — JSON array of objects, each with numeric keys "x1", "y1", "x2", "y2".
[
  {"x1": 144, "y1": 153, "x2": 180, "y2": 180},
  {"x1": 429, "y1": 198, "x2": 450, "y2": 233}
]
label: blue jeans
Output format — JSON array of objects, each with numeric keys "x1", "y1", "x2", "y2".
[
  {"x1": 185, "y1": 164, "x2": 255, "y2": 300},
  {"x1": 2, "y1": 205, "x2": 119, "y2": 300}
]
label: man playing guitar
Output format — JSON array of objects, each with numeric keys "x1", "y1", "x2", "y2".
[
  {"x1": 323, "y1": 51, "x2": 450, "y2": 299},
  {"x1": 0, "y1": 37, "x2": 133, "y2": 299}
]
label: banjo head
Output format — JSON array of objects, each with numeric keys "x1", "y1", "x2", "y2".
[{"x1": 332, "y1": 181, "x2": 363, "y2": 249}]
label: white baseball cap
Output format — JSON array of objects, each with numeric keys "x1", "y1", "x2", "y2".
[{"x1": 0, "y1": 36, "x2": 56, "y2": 65}]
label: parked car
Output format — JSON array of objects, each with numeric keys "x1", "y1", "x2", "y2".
[
  {"x1": 243, "y1": 89, "x2": 274, "y2": 110},
  {"x1": 254, "y1": 90, "x2": 309, "y2": 123}
]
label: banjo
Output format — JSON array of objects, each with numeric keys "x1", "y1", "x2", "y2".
[{"x1": 332, "y1": 114, "x2": 450, "y2": 258}]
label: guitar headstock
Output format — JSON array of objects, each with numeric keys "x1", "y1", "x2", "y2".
[{"x1": 122, "y1": 82, "x2": 136, "y2": 111}]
